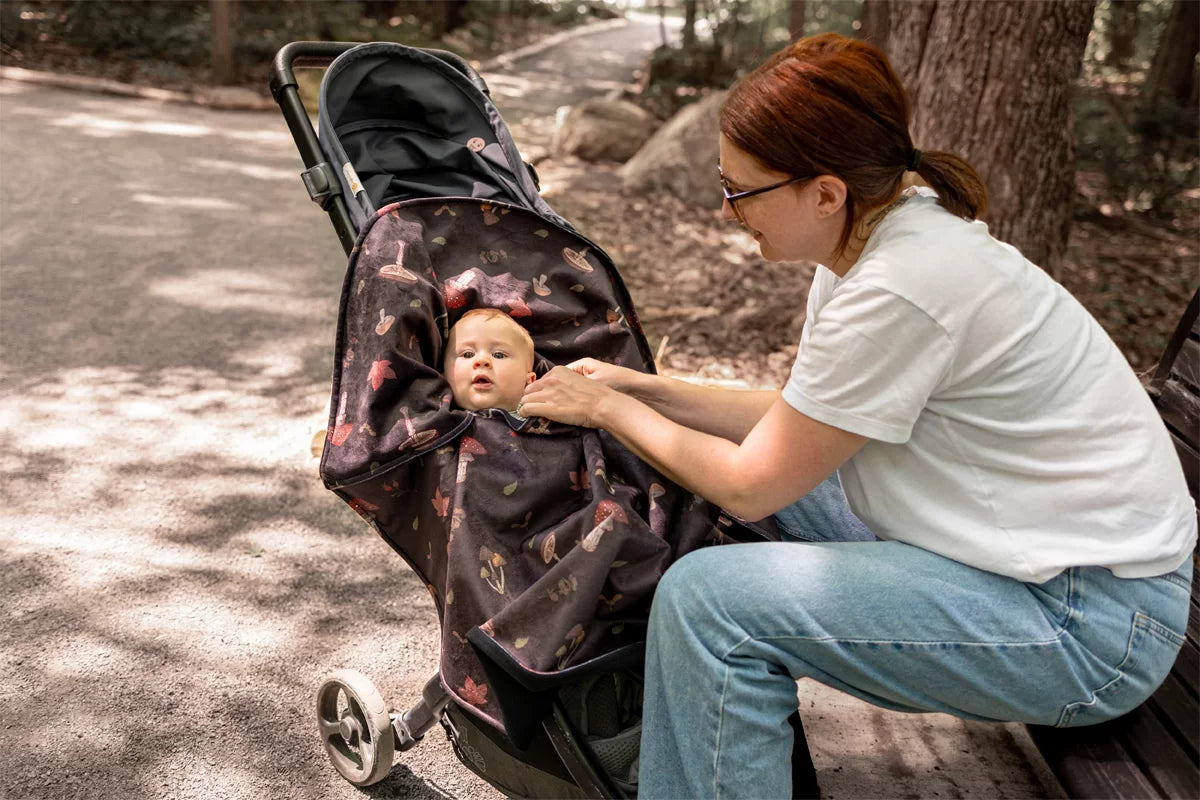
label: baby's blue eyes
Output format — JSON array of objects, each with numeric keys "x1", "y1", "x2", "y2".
[{"x1": 458, "y1": 350, "x2": 507, "y2": 359}]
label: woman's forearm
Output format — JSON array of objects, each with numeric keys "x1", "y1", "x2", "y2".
[{"x1": 622, "y1": 372, "x2": 779, "y2": 443}]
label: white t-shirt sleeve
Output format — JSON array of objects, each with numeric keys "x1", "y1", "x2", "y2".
[{"x1": 783, "y1": 280, "x2": 955, "y2": 443}]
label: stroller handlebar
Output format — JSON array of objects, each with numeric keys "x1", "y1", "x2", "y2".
[{"x1": 270, "y1": 41, "x2": 490, "y2": 101}]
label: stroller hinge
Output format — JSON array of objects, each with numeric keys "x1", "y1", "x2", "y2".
[{"x1": 301, "y1": 162, "x2": 341, "y2": 210}]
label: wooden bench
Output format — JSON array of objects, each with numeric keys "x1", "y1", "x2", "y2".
[{"x1": 1026, "y1": 289, "x2": 1200, "y2": 800}]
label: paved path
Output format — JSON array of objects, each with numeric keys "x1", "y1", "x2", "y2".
[{"x1": 0, "y1": 16, "x2": 1064, "y2": 800}]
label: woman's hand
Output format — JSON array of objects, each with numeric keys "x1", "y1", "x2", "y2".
[
  {"x1": 520, "y1": 366, "x2": 620, "y2": 428},
  {"x1": 566, "y1": 358, "x2": 641, "y2": 394}
]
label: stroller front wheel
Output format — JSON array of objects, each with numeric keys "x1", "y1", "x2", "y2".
[{"x1": 315, "y1": 669, "x2": 395, "y2": 786}]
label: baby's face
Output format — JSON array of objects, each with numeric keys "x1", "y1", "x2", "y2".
[{"x1": 444, "y1": 315, "x2": 536, "y2": 412}]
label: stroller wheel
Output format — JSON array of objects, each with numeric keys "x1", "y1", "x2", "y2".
[{"x1": 315, "y1": 669, "x2": 395, "y2": 786}]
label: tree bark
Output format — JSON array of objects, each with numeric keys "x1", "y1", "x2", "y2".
[
  {"x1": 209, "y1": 0, "x2": 235, "y2": 86},
  {"x1": 683, "y1": 0, "x2": 698, "y2": 49},
  {"x1": 1146, "y1": 0, "x2": 1200, "y2": 109},
  {"x1": 858, "y1": 0, "x2": 890, "y2": 49},
  {"x1": 789, "y1": 0, "x2": 806, "y2": 42},
  {"x1": 886, "y1": 0, "x2": 1096, "y2": 277},
  {"x1": 1105, "y1": 0, "x2": 1140, "y2": 69}
]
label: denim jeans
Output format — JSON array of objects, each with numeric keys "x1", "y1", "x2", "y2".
[{"x1": 638, "y1": 474, "x2": 1193, "y2": 799}]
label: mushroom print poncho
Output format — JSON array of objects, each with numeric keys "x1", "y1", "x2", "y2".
[{"x1": 319, "y1": 198, "x2": 766, "y2": 736}]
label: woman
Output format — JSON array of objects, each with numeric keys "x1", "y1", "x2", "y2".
[{"x1": 518, "y1": 33, "x2": 1195, "y2": 799}]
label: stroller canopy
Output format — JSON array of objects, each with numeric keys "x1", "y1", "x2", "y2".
[{"x1": 319, "y1": 42, "x2": 569, "y2": 230}]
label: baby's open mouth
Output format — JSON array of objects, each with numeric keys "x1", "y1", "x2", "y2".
[{"x1": 473, "y1": 376, "x2": 492, "y2": 387}]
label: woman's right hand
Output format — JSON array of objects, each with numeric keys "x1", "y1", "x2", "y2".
[{"x1": 566, "y1": 358, "x2": 641, "y2": 394}]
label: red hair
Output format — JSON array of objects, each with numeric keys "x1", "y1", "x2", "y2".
[{"x1": 721, "y1": 33, "x2": 987, "y2": 257}]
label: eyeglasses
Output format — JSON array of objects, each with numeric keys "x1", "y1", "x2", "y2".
[{"x1": 717, "y1": 161, "x2": 808, "y2": 222}]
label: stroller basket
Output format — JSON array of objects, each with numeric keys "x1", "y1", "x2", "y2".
[{"x1": 272, "y1": 40, "x2": 777, "y2": 799}]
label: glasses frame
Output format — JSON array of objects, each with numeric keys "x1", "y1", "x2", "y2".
[{"x1": 718, "y1": 161, "x2": 809, "y2": 222}]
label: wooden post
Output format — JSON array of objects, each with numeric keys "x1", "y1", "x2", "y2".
[{"x1": 210, "y1": 0, "x2": 234, "y2": 86}]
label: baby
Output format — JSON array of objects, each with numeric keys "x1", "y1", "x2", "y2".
[{"x1": 444, "y1": 308, "x2": 536, "y2": 412}]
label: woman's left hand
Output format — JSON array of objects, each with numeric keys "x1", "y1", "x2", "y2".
[{"x1": 519, "y1": 366, "x2": 617, "y2": 428}]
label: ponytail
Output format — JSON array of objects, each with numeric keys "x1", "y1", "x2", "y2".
[{"x1": 910, "y1": 149, "x2": 988, "y2": 221}]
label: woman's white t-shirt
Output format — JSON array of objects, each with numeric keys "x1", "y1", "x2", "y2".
[{"x1": 782, "y1": 189, "x2": 1196, "y2": 583}]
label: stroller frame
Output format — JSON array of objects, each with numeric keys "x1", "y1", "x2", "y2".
[{"x1": 271, "y1": 41, "x2": 633, "y2": 799}]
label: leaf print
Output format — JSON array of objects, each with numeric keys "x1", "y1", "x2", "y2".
[
  {"x1": 460, "y1": 676, "x2": 488, "y2": 706},
  {"x1": 409, "y1": 299, "x2": 422, "y2": 308},
  {"x1": 534, "y1": 229, "x2": 549, "y2": 238},
  {"x1": 368, "y1": 360, "x2": 397, "y2": 391},
  {"x1": 445, "y1": 589, "x2": 454, "y2": 605},
  {"x1": 569, "y1": 471, "x2": 583, "y2": 491},
  {"x1": 432, "y1": 236, "x2": 447, "y2": 245},
  {"x1": 570, "y1": 284, "x2": 585, "y2": 292},
  {"x1": 507, "y1": 298, "x2": 531, "y2": 318},
  {"x1": 329, "y1": 423, "x2": 353, "y2": 447},
  {"x1": 503, "y1": 481, "x2": 518, "y2": 496},
  {"x1": 556, "y1": 624, "x2": 586, "y2": 669},
  {"x1": 432, "y1": 487, "x2": 450, "y2": 517},
  {"x1": 481, "y1": 204, "x2": 499, "y2": 225},
  {"x1": 347, "y1": 497, "x2": 379, "y2": 513},
  {"x1": 515, "y1": 637, "x2": 529, "y2": 649}
]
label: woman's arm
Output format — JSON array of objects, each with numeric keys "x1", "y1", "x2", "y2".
[
  {"x1": 568, "y1": 358, "x2": 778, "y2": 443},
  {"x1": 521, "y1": 367, "x2": 867, "y2": 521}
]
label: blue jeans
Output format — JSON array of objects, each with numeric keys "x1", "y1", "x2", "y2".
[{"x1": 638, "y1": 475, "x2": 1193, "y2": 799}]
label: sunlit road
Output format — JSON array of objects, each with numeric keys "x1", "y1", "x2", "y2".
[{"x1": 0, "y1": 16, "x2": 664, "y2": 800}]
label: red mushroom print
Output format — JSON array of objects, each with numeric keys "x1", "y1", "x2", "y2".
[
  {"x1": 562, "y1": 247, "x2": 593, "y2": 273},
  {"x1": 460, "y1": 437, "x2": 488, "y2": 455},
  {"x1": 507, "y1": 298, "x2": 532, "y2": 318},
  {"x1": 329, "y1": 423, "x2": 353, "y2": 447},
  {"x1": 582, "y1": 500, "x2": 628, "y2": 552},
  {"x1": 443, "y1": 269, "x2": 478, "y2": 309}
]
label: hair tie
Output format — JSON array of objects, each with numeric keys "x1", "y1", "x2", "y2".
[{"x1": 907, "y1": 148, "x2": 922, "y2": 172}]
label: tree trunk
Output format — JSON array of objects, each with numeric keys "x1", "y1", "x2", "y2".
[
  {"x1": 858, "y1": 0, "x2": 890, "y2": 49},
  {"x1": 209, "y1": 0, "x2": 235, "y2": 86},
  {"x1": 789, "y1": 0, "x2": 806, "y2": 41},
  {"x1": 683, "y1": 0, "x2": 698, "y2": 49},
  {"x1": 1105, "y1": 0, "x2": 1139, "y2": 69},
  {"x1": 886, "y1": 0, "x2": 1096, "y2": 277},
  {"x1": 1145, "y1": 0, "x2": 1199, "y2": 109}
]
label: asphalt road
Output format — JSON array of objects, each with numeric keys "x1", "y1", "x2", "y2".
[
  {"x1": 0, "y1": 14, "x2": 1064, "y2": 800},
  {"x1": 0, "y1": 17, "x2": 665, "y2": 800}
]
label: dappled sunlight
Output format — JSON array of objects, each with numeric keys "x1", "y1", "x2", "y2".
[
  {"x1": 131, "y1": 192, "x2": 241, "y2": 210},
  {"x1": 190, "y1": 157, "x2": 297, "y2": 182},
  {"x1": 51, "y1": 111, "x2": 212, "y2": 138},
  {"x1": 147, "y1": 267, "x2": 330, "y2": 318}
]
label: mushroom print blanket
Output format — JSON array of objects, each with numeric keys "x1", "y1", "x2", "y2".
[{"x1": 319, "y1": 198, "x2": 767, "y2": 734}]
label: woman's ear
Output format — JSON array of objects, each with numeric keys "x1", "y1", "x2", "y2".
[{"x1": 812, "y1": 175, "x2": 848, "y2": 218}]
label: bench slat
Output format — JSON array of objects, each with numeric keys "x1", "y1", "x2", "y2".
[
  {"x1": 1028, "y1": 723, "x2": 1161, "y2": 799},
  {"x1": 1117, "y1": 700, "x2": 1200, "y2": 799},
  {"x1": 1156, "y1": 380, "x2": 1200, "y2": 452},
  {"x1": 1143, "y1": 669, "x2": 1199, "y2": 758},
  {"x1": 1171, "y1": 335, "x2": 1200, "y2": 391},
  {"x1": 1165, "y1": 432, "x2": 1200, "y2": 513}
]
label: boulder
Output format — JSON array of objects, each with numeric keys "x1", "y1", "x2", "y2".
[
  {"x1": 618, "y1": 90, "x2": 726, "y2": 208},
  {"x1": 550, "y1": 98, "x2": 660, "y2": 162}
]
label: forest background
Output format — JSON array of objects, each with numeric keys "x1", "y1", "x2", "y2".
[{"x1": 2, "y1": 0, "x2": 1196, "y2": 385}]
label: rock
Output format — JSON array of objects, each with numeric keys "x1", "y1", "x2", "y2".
[
  {"x1": 550, "y1": 98, "x2": 660, "y2": 163},
  {"x1": 618, "y1": 90, "x2": 726, "y2": 208}
]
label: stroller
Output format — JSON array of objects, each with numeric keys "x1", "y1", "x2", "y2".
[{"x1": 270, "y1": 41, "x2": 809, "y2": 799}]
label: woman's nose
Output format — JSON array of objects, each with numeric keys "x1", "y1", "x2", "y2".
[{"x1": 720, "y1": 197, "x2": 737, "y2": 221}]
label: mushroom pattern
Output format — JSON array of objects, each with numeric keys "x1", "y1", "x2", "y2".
[
  {"x1": 443, "y1": 269, "x2": 478, "y2": 309},
  {"x1": 378, "y1": 241, "x2": 418, "y2": 283},
  {"x1": 479, "y1": 546, "x2": 507, "y2": 595},
  {"x1": 562, "y1": 247, "x2": 593, "y2": 273},
  {"x1": 581, "y1": 499, "x2": 629, "y2": 552},
  {"x1": 375, "y1": 308, "x2": 396, "y2": 335},
  {"x1": 395, "y1": 406, "x2": 437, "y2": 451},
  {"x1": 648, "y1": 482, "x2": 666, "y2": 531},
  {"x1": 555, "y1": 624, "x2": 586, "y2": 669},
  {"x1": 329, "y1": 390, "x2": 353, "y2": 446},
  {"x1": 457, "y1": 437, "x2": 488, "y2": 484}
]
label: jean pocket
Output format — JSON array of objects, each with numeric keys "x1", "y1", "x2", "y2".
[{"x1": 1055, "y1": 612, "x2": 1187, "y2": 728}]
